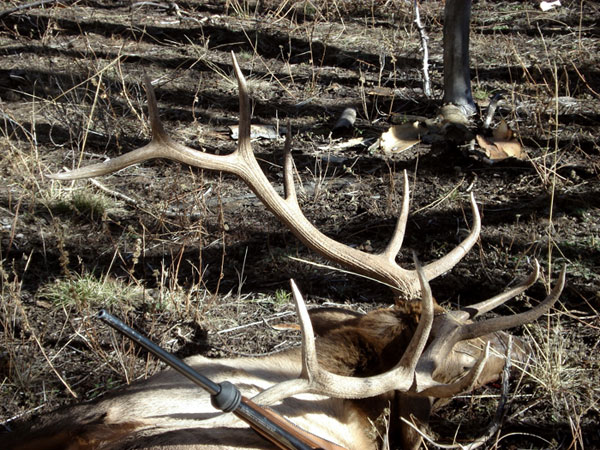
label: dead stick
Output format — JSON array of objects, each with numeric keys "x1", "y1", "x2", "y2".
[
  {"x1": 413, "y1": 0, "x2": 432, "y2": 97},
  {"x1": 0, "y1": 0, "x2": 73, "y2": 19}
]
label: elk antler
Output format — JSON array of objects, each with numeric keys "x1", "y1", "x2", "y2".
[
  {"x1": 413, "y1": 263, "x2": 566, "y2": 397},
  {"x1": 250, "y1": 262, "x2": 565, "y2": 405},
  {"x1": 48, "y1": 52, "x2": 480, "y2": 300},
  {"x1": 46, "y1": 51, "x2": 567, "y2": 422}
]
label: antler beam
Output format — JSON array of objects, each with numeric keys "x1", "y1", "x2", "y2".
[{"x1": 49, "y1": 52, "x2": 480, "y2": 300}]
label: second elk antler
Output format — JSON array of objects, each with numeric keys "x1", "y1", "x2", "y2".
[
  {"x1": 253, "y1": 260, "x2": 565, "y2": 405},
  {"x1": 49, "y1": 52, "x2": 480, "y2": 301}
]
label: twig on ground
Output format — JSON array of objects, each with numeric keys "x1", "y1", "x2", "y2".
[
  {"x1": 85, "y1": 177, "x2": 208, "y2": 220},
  {"x1": 89, "y1": 178, "x2": 138, "y2": 207},
  {"x1": 216, "y1": 311, "x2": 296, "y2": 335},
  {"x1": 0, "y1": 0, "x2": 71, "y2": 19}
]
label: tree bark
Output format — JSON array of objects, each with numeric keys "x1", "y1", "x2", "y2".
[{"x1": 442, "y1": 0, "x2": 476, "y2": 114}]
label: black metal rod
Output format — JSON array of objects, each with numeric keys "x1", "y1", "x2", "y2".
[
  {"x1": 97, "y1": 309, "x2": 221, "y2": 395},
  {"x1": 96, "y1": 309, "x2": 316, "y2": 450}
]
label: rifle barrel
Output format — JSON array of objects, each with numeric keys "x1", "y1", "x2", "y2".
[
  {"x1": 97, "y1": 309, "x2": 220, "y2": 395},
  {"x1": 96, "y1": 309, "x2": 318, "y2": 450}
]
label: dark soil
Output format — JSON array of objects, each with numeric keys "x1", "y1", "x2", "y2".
[{"x1": 1, "y1": 0, "x2": 599, "y2": 448}]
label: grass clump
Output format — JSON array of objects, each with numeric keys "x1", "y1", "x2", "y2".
[
  {"x1": 38, "y1": 273, "x2": 144, "y2": 309},
  {"x1": 523, "y1": 315, "x2": 599, "y2": 432},
  {"x1": 38, "y1": 188, "x2": 115, "y2": 223},
  {"x1": 71, "y1": 192, "x2": 110, "y2": 221}
]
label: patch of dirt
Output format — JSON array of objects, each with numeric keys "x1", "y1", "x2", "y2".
[{"x1": 1, "y1": 0, "x2": 599, "y2": 448}]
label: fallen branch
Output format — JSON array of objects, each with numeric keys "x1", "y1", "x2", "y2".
[{"x1": 0, "y1": 0, "x2": 71, "y2": 19}]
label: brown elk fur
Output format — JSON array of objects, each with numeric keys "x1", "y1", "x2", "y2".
[{"x1": 6, "y1": 305, "x2": 523, "y2": 450}]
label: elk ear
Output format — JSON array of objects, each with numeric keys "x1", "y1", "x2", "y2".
[{"x1": 308, "y1": 307, "x2": 363, "y2": 336}]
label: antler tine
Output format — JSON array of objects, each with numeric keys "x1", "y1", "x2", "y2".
[
  {"x1": 231, "y1": 52, "x2": 253, "y2": 160},
  {"x1": 282, "y1": 123, "x2": 297, "y2": 204},
  {"x1": 382, "y1": 171, "x2": 411, "y2": 262},
  {"x1": 290, "y1": 279, "x2": 319, "y2": 379},
  {"x1": 250, "y1": 282, "x2": 311, "y2": 406},
  {"x1": 47, "y1": 79, "x2": 241, "y2": 182},
  {"x1": 396, "y1": 253, "x2": 434, "y2": 373},
  {"x1": 144, "y1": 75, "x2": 169, "y2": 140},
  {"x1": 251, "y1": 279, "x2": 316, "y2": 405},
  {"x1": 46, "y1": 76, "x2": 178, "y2": 181},
  {"x1": 458, "y1": 260, "x2": 540, "y2": 321},
  {"x1": 458, "y1": 265, "x2": 566, "y2": 341},
  {"x1": 422, "y1": 192, "x2": 481, "y2": 281}
]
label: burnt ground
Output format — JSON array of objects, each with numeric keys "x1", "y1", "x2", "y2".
[{"x1": 1, "y1": 0, "x2": 599, "y2": 448}]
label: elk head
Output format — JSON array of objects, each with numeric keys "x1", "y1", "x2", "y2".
[{"x1": 28, "y1": 52, "x2": 566, "y2": 449}]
